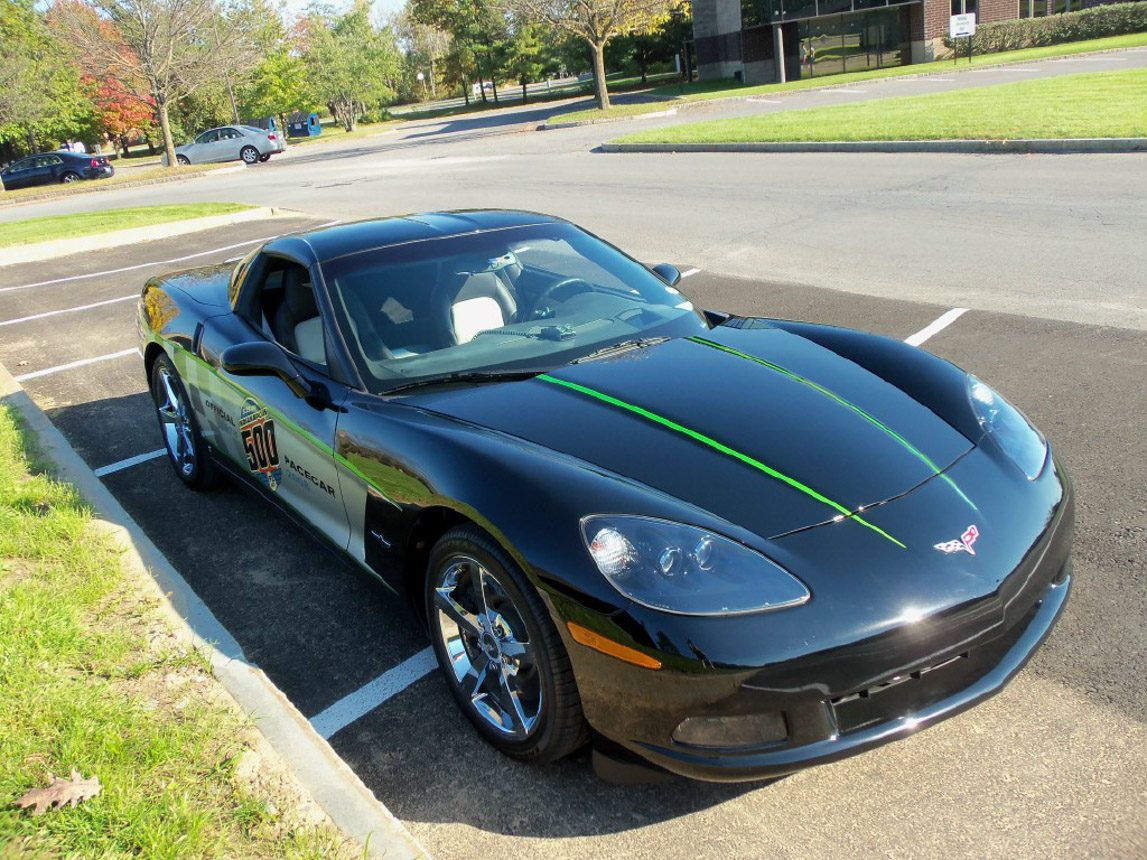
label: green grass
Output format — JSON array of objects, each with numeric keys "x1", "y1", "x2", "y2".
[
  {"x1": 0, "y1": 407, "x2": 357, "y2": 858},
  {"x1": 0, "y1": 203, "x2": 256, "y2": 248},
  {"x1": 616, "y1": 68, "x2": 1145, "y2": 143},
  {"x1": 558, "y1": 31, "x2": 1147, "y2": 124}
]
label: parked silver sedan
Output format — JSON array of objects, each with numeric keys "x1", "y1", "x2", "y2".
[{"x1": 168, "y1": 125, "x2": 286, "y2": 166}]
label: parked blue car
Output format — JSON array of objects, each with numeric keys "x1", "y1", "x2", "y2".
[{"x1": 1, "y1": 150, "x2": 114, "y2": 191}]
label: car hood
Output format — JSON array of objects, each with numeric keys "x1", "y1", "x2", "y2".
[{"x1": 407, "y1": 324, "x2": 976, "y2": 542}]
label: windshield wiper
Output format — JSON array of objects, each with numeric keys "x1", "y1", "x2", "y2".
[
  {"x1": 570, "y1": 337, "x2": 668, "y2": 365},
  {"x1": 383, "y1": 368, "x2": 546, "y2": 396}
]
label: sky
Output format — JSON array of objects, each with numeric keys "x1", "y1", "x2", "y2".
[{"x1": 279, "y1": 0, "x2": 407, "y2": 25}]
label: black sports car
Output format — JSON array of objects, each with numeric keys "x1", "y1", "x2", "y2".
[{"x1": 138, "y1": 211, "x2": 1072, "y2": 782}]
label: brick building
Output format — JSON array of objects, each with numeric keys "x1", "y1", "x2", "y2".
[{"x1": 693, "y1": 0, "x2": 1104, "y2": 84}]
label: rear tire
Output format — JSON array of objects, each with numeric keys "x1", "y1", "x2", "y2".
[
  {"x1": 240, "y1": 146, "x2": 259, "y2": 165},
  {"x1": 426, "y1": 525, "x2": 588, "y2": 763},
  {"x1": 257, "y1": 153, "x2": 271, "y2": 162},
  {"x1": 60, "y1": 172, "x2": 80, "y2": 183},
  {"x1": 150, "y1": 353, "x2": 219, "y2": 490}
]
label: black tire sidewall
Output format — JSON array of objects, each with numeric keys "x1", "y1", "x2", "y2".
[
  {"x1": 176, "y1": 155, "x2": 190, "y2": 165},
  {"x1": 426, "y1": 527, "x2": 568, "y2": 761}
]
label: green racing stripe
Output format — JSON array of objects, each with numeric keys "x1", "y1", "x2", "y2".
[
  {"x1": 687, "y1": 335, "x2": 976, "y2": 511},
  {"x1": 537, "y1": 373, "x2": 907, "y2": 549}
]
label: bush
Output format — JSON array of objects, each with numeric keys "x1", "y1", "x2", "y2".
[{"x1": 942, "y1": 1, "x2": 1147, "y2": 53}]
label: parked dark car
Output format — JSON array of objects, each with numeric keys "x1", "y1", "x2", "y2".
[
  {"x1": 1, "y1": 151, "x2": 114, "y2": 191},
  {"x1": 138, "y1": 211, "x2": 1072, "y2": 782}
]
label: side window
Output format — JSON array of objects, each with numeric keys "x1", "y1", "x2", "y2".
[
  {"x1": 46, "y1": 155, "x2": 63, "y2": 166},
  {"x1": 246, "y1": 260, "x2": 327, "y2": 368},
  {"x1": 195, "y1": 130, "x2": 218, "y2": 145}
]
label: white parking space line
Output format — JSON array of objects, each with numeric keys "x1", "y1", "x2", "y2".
[
  {"x1": 14, "y1": 348, "x2": 139, "y2": 382},
  {"x1": 0, "y1": 294, "x2": 136, "y2": 328},
  {"x1": 93, "y1": 449, "x2": 166, "y2": 478},
  {"x1": 681, "y1": 268, "x2": 701, "y2": 278},
  {"x1": 310, "y1": 646, "x2": 438, "y2": 740},
  {"x1": 904, "y1": 308, "x2": 968, "y2": 346},
  {"x1": 0, "y1": 219, "x2": 341, "y2": 294}
]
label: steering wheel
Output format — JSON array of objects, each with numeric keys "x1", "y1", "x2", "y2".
[{"x1": 530, "y1": 278, "x2": 595, "y2": 319}]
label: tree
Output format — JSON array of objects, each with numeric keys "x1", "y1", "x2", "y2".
[
  {"x1": 305, "y1": 2, "x2": 401, "y2": 131},
  {"x1": 240, "y1": 49, "x2": 311, "y2": 130},
  {"x1": 409, "y1": 0, "x2": 507, "y2": 104},
  {"x1": 501, "y1": 0, "x2": 679, "y2": 109},
  {"x1": 1, "y1": 0, "x2": 93, "y2": 155},
  {"x1": 88, "y1": 74, "x2": 155, "y2": 155},
  {"x1": 505, "y1": 20, "x2": 545, "y2": 103},
  {"x1": 51, "y1": 0, "x2": 262, "y2": 167}
]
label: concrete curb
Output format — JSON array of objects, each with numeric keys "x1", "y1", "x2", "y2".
[
  {"x1": 601, "y1": 137, "x2": 1147, "y2": 154},
  {"x1": 3, "y1": 206, "x2": 287, "y2": 265},
  {"x1": 0, "y1": 163, "x2": 247, "y2": 211},
  {"x1": 0, "y1": 361, "x2": 428, "y2": 860}
]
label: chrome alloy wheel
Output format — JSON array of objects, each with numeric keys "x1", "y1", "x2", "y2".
[
  {"x1": 433, "y1": 555, "x2": 542, "y2": 738},
  {"x1": 155, "y1": 364, "x2": 196, "y2": 478}
]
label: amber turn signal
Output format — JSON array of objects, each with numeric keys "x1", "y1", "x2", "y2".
[{"x1": 566, "y1": 621, "x2": 662, "y2": 670}]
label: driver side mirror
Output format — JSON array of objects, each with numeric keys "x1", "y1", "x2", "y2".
[
  {"x1": 221, "y1": 340, "x2": 314, "y2": 400},
  {"x1": 651, "y1": 263, "x2": 681, "y2": 287}
]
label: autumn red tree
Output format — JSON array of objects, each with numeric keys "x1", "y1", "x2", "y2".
[{"x1": 87, "y1": 74, "x2": 155, "y2": 155}]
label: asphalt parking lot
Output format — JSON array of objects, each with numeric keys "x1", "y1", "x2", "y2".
[{"x1": 1, "y1": 217, "x2": 1143, "y2": 858}]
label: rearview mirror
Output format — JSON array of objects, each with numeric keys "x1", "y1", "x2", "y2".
[
  {"x1": 651, "y1": 263, "x2": 681, "y2": 287},
  {"x1": 221, "y1": 341, "x2": 312, "y2": 399}
]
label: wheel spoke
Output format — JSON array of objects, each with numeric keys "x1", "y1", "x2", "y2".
[
  {"x1": 498, "y1": 667, "x2": 532, "y2": 733},
  {"x1": 160, "y1": 373, "x2": 180, "y2": 413},
  {"x1": 469, "y1": 663, "x2": 489, "y2": 700},
  {"x1": 434, "y1": 587, "x2": 483, "y2": 638},
  {"x1": 499, "y1": 637, "x2": 531, "y2": 663}
]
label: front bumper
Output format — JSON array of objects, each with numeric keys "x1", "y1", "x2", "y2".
[{"x1": 567, "y1": 477, "x2": 1074, "y2": 783}]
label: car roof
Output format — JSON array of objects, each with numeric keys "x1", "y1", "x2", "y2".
[{"x1": 273, "y1": 210, "x2": 565, "y2": 263}]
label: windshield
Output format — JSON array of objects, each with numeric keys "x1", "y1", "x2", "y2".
[{"x1": 321, "y1": 222, "x2": 709, "y2": 394}]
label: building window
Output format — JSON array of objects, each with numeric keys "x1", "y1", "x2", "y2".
[
  {"x1": 951, "y1": 0, "x2": 977, "y2": 15},
  {"x1": 1019, "y1": 0, "x2": 1046, "y2": 16},
  {"x1": 1052, "y1": 0, "x2": 1083, "y2": 12}
]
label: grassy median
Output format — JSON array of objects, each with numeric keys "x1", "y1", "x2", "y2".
[
  {"x1": 614, "y1": 68, "x2": 1146, "y2": 144},
  {"x1": 0, "y1": 203, "x2": 256, "y2": 248},
  {"x1": 0, "y1": 406, "x2": 355, "y2": 858},
  {"x1": 558, "y1": 31, "x2": 1147, "y2": 125}
]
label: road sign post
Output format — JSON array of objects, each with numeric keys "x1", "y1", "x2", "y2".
[{"x1": 949, "y1": 13, "x2": 976, "y2": 64}]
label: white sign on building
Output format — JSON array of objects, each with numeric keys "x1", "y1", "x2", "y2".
[{"x1": 950, "y1": 13, "x2": 977, "y2": 39}]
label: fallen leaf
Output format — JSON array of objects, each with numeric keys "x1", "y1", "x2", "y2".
[{"x1": 15, "y1": 770, "x2": 101, "y2": 816}]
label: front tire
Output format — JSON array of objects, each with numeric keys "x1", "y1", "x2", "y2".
[
  {"x1": 176, "y1": 154, "x2": 190, "y2": 166},
  {"x1": 150, "y1": 353, "x2": 218, "y2": 490},
  {"x1": 426, "y1": 525, "x2": 588, "y2": 763},
  {"x1": 240, "y1": 146, "x2": 259, "y2": 165}
]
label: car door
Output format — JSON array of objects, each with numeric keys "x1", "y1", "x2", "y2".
[
  {"x1": 2, "y1": 158, "x2": 34, "y2": 189},
  {"x1": 192, "y1": 255, "x2": 351, "y2": 549},
  {"x1": 189, "y1": 129, "x2": 220, "y2": 162},
  {"x1": 217, "y1": 127, "x2": 245, "y2": 161}
]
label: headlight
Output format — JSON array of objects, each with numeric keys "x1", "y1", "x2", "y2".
[
  {"x1": 581, "y1": 515, "x2": 810, "y2": 616},
  {"x1": 967, "y1": 375, "x2": 1048, "y2": 480}
]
